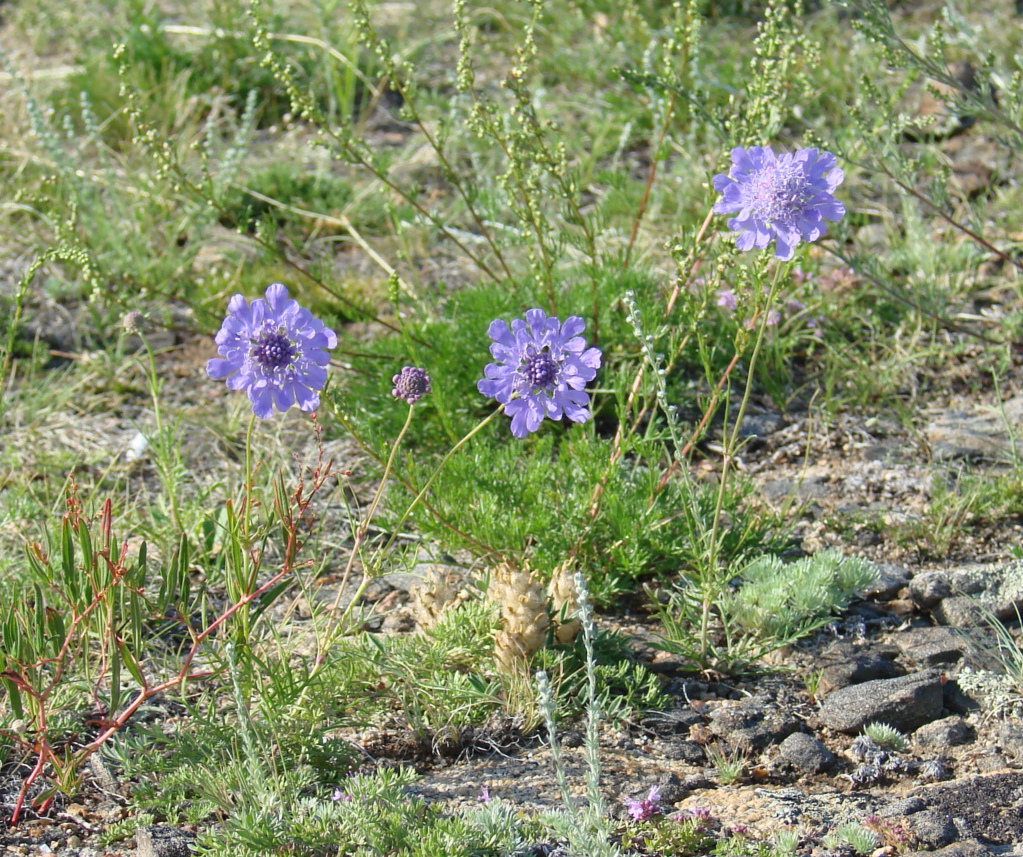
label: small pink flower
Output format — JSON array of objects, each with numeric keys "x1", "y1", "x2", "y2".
[{"x1": 624, "y1": 785, "x2": 662, "y2": 821}]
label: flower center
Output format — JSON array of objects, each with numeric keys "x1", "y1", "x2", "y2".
[
  {"x1": 523, "y1": 350, "x2": 558, "y2": 389},
  {"x1": 252, "y1": 328, "x2": 297, "y2": 371},
  {"x1": 745, "y1": 163, "x2": 810, "y2": 223}
]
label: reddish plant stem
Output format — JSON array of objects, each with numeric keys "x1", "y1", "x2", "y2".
[{"x1": 8, "y1": 459, "x2": 329, "y2": 825}]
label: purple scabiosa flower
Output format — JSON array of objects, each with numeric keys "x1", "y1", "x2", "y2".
[
  {"x1": 713, "y1": 146, "x2": 845, "y2": 261},
  {"x1": 624, "y1": 785, "x2": 662, "y2": 821},
  {"x1": 716, "y1": 289, "x2": 738, "y2": 312},
  {"x1": 207, "y1": 283, "x2": 337, "y2": 419},
  {"x1": 477, "y1": 309, "x2": 601, "y2": 439},
  {"x1": 392, "y1": 366, "x2": 431, "y2": 404}
]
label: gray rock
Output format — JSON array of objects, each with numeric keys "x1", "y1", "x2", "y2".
[
  {"x1": 819, "y1": 671, "x2": 945, "y2": 734},
  {"x1": 915, "y1": 717, "x2": 974, "y2": 750},
  {"x1": 902, "y1": 843, "x2": 995, "y2": 857},
  {"x1": 934, "y1": 595, "x2": 989, "y2": 628},
  {"x1": 761, "y1": 477, "x2": 796, "y2": 502},
  {"x1": 662, "y1": 739, "x2": 706, "y2": 764},
  {"x1": 898, "y1": 626, "x2": 968, "y2": 666},
  {"x1": 136, "y1": 826, "x2": 197, "y2": 857},
  {"x1": 738, "y1": 412, "x2": 786, "y2": 441},
  {"x1": 707, "y1": 695, "x2": 802, "y2": 751},
  {"x1": 778, "y1": 732, "x2": 835, "y2": 773},
  {"x1": 910, "y1": 569, "x2": 985, "y2": 609},
  {"x1": 917, "y1": 772, "x2": 1023, "y2": 846},
  {"x1": 817, "y1": 641, "x2": 905, "y2": 695},
  {"x1": 944, "y1": 679, "x2": 982, "y2": 715},
  {"x1": 975, "y1": 750, "x2": 1009, "y2": 773},
  {"x1": 639, "y1": 708, "x2": 705, "y2": 736},
  {"x1": 380, "y1": 609, "x2": 416, "y2": 634},
  {"x1": 654, "y1": 772, "x2": 688, "y2": 803},
  {"x1": 996, "y1": 722, "x2": 1023, "y2": 761},
  {"x1": 925, "y1": 396, "x2": 1023, "y2": 462},
  {"x1": 861, "y1": 562, "x2": 912, "y2": 600},
  {"x1": 876, "y1": 796, "x2": 927, "y2": 818},
  {"x1": 906, "y1": 810, "x2": 960, "y2": 848}
]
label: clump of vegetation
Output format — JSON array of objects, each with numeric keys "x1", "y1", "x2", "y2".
[{"x1": 1, "y1": 0, "x2": 1021, "y2": 850}]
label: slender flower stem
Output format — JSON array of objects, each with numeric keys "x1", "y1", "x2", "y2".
[
  {"x1": 321, "y1": 407, "x2": 501, "y2": 650},
  {"x1": 699, "y1": 262, "x2": 785, "y2": 662},
  {"x1": 379, "y1": 408, "x2": 502, "y2": 559},
  {"x1": 330, "y1": 405, "x2": 416, "y2": 614},
  {"x1": 243, "y1": 413, "x2": 257, "y2": 544}
]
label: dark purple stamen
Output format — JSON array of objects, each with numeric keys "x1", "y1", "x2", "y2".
[
  {"x1": 523, "y1": 351, "x2": 557, "y2": 389},
  {"x1": 252, "y1": 329, "x2": 297, "y2": 370}
]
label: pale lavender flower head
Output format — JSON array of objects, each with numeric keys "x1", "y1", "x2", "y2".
[
  {"x1": 624, "y1": 785, "x2": 662, "y2": 821},
  {"x1": 713, "y1": 146, "x2": 845, "y2": 261},
  {"x1": 716, "y1": 289, "x2": 738, "y2": 312},
  {"x1": 392, "y1": 366, "x2": 432, "y2": 404},
  {"x1": 478, "y1": 309, "x2": 602, "y2": 438},
  {"x1": 207, "y1": 283, "x2": 337, "y2": 419}
]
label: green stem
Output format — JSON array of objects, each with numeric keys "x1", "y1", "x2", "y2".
[
  {"x1": 330, "y1": 404, "x2": 416, "y2": 613},
  {"x1": 700, "y1": 261, "x2": 786, "y2": 663},
  {"x1": 327, "y1": 407, "x2": 502, "y2": 635}
]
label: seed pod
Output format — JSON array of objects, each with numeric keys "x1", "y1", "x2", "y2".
[
  {"x1": 489, "y1": 562, "x2": 549, "y2": 673},
  {"x1": 548, "y1": 561, "x2": 581, "y2": 645}
]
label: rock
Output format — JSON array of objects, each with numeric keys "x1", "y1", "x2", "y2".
[
  {"x1": 380, "y1": 609, "x2": 416, "y2": 634},
  {"x1": 738, "y1": 412, "x2": 786, "y2": 442},
  {"x1": 926, "y1": 396, "x2": 1023, "y2": 462},
  {"x1": 136, "y1": 826, "x2": 198, "y2": 857},
  {"x1": 861, "y1": 562, "x2": 912, "y2": 600},
  {"x1": 778, "y1": 732, "x2": 836, "y2": 773},
  {"x1": 818, "y1": 671, "x2": 945, "y2": 734},
  {"x1": 933, "y1": 596, "x2": 988, "y2": 628},
  {"x1": 914, "y1": 717, "x2": 975, "y2": 750},
  {"x1": 902, "y1": 843, "x2": 998, "y2": 857},
  {"x1": 639, "y1": 708, "x2": 705, "y2": 737},
  {"x1": 916, "y1": 772, "x2": 1023, "y2": 845},
  {"x1": 707, "y1": 695, "x2": 802, "y2": 751},
  {"x1": 943, "y1": 678, "x2": 982, "y2": 715},
  {"x1": 876, "y1": 796, "x2": 927, "y2": 818},
  {"x1": 363, "y1": 571, "x2": 419, "y2": 601},
  {"x1": 975, "y1": 750, "x2": 1009, "y2": 773},
  {"x1": 653, "y1": 772, "x2": 688, "y2": 803},
  {"x1": 662, "y1": 739, "x2": 706, "y2": 764},
  {"x1": 996, "y1": 722, "x2": 1023, "y2": 762},
  {"x1": 910, "y1": 569, "x2": 985, "y2": 609},
  {"x1": 906, "y1": 809, "x2": 960, "y2": 849},
  {"x1": 817, "y1": 641, "x2": 905, "y2": 695},
  {"x1": 897, "y1": 626, "x2": 968, "y2": 666},
  {"x1": 761, "y1": 477, "x2": 796, "y2": 502}
]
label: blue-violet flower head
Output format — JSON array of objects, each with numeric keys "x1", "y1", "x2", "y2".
[
  {"x1": 477, "y1": 309, "x2": 601, "y2": 438},
  {"x1": 392, "y1": 366, "x2": 432, "y2": 404},
  {"x1": 207, "y1": 282, "x2": 337, "y2": 419},
  {"x1": 712, "y1": 146, "x2": 845, "y2": 261}
]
